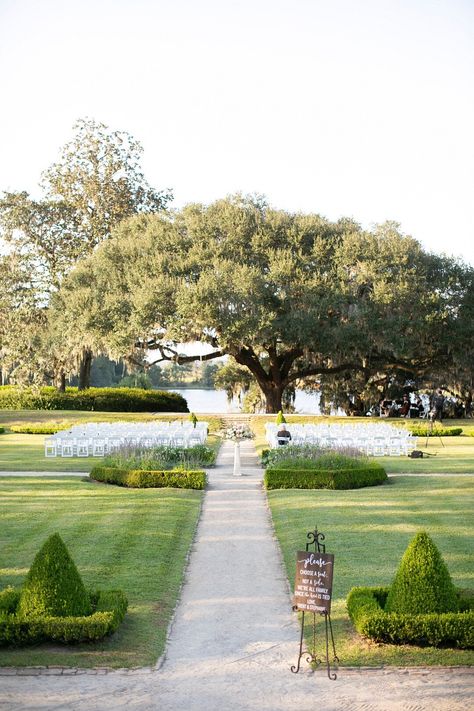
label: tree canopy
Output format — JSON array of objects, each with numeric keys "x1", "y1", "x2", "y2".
[{"x1": 54, "y1": 195, "x2": 474, "y2": 412}]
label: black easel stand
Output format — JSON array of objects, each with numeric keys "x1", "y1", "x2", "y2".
[
  {"x1": 291, "y1": 528, "x2": 339, "y2": 680},
  {"x1": 425, "y1": 416, "x2": 445, "y2": 449}
]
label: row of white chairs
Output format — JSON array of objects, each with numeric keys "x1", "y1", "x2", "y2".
[
  {"x1": 265, "y1": 423, "x2": 416, "y2": 456},
  {"x1": 44, "y1": 421, "x2": 209, "y2": 458}
]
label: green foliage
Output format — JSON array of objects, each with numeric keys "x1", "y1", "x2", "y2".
[
  {"x1": 17, "y1": 533, "x2": 91, "y2": 618},
  {"x1": 0, "y1": 589, "x2": 127, "y2": 646},
  {"x1": 0, "y1": 587, "x2": 20, "y2": 614},
  {"x1": 261, "y1": 444, "x2": 364, "y2": 468},
  {"x1": 0, "y1": 427, "x2": 4, "y2": 434},
  {"x1": 276, "y1": 410, "x2": 286, "y2": 424},
  {"x1": 407, "y1": 424, "x2": 463, "y2": 437},
  {"x1": 102, "y1": 444, "x2": 216, "y2": 470},
  {"x1": 117, "y1": 373, "x2": 152, "y2": 389},
  {"x1": 0, "y1": 386, "x2": 188, "y2": 412},
  {"x1": 91, "y1": 467, "x2": 206, "y2": 489},
  {"x1": 385, "y1": 532, "x2": 459, "y2": 614},
  {"x1": 347, "y1": 586, "x2": 473, "y2": 649},
  {"x1": 10, "y1": 422, "x2": 71, "y2": 434},
  {"x1": 264, "y1": 462, "x2": 387, "y2": 490}
]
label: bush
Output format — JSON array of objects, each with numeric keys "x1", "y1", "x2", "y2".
[
  {"x1": 0, "y1": 386, "x2": 188, "y2": 412},
  {"x1": 406, "y1": 424, "x2": 463, "y2": 437},
  {"x1": 347, "y1": 586, "x2": 473, "y2": 649},
  {"x1": 264, "y1": 463, "x2": 387, "y2": 490},
  {"x1": 276, "y1": 410, "x2": 286, "y2": 424},
  {"x1": 10, "y1": 422, "x2": 72, "y2": 434},
  {"x1": 17, "y1": 534, "x2": 92, "y2": 618},
  {"x1": 0, "y1": 427, "x2": 4, "y2": 434},
  {"x1": 91, "y1": 466, "x2": 207, "y2": 489},
  {"x1": 0, "y1": 589, "x2": 127, "y2": 646},
  {"x1": 385, "y1": 532, "x2": 459, "y2": 614},
  {"x1": 261, "y1": 445, "x2": 364, "y2": 469},
  {"x1": 102, "y1": 444, "x2": 216, "y2": 470}
]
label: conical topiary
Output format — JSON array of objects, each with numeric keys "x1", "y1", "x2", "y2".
[
  {"x1": 276, "y1": 410, "x2": 286, "y2": 424},
  {"x1": 385, "y1": 531, "x2": 459, "y2": 614},
  {"x1": 17, "y1": 533, "x2": 92, "y2": 618}
]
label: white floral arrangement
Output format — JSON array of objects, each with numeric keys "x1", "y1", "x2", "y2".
[{"x1": 220, "y1": 424, "x2": 255, "y2": 442}]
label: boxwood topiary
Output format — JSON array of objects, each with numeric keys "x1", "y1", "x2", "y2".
[
  {"x1": 385, "y1": 531, "x2": 459, "y2": 614},
  {"x1": 17, "y1": 533, "x2": 92, "y2": 618},
  {"x1": 276, "y1": 410, "x2": 286, "y2": 424}
]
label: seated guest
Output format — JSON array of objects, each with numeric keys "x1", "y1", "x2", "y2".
[
  {"x1": 277, "y1": 424, "x2": 292, "y2": 445},
  {"x1": 399, "y1": 395, "x2": 410, "y2": 417}
]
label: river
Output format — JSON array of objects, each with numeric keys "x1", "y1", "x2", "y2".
[{"x1": 160, "y1": 388, "x2": 326, "y2": 414}]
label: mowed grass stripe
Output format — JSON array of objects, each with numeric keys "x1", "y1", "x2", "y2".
[
  {"x1": 267, "y1": 475, "x2": 474, "y2": 666},
  {"x1": 0, "y1": 477, "x2": 202, "y2": 668}
]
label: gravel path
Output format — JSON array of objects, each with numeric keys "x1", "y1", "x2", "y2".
[{"x1": 0, "y1": 441, "x2": 472, "y2": 710}]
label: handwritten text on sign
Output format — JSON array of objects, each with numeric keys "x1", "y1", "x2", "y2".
[{"x1": 294, "y1": 551, "x2": 334, "y2": 614}]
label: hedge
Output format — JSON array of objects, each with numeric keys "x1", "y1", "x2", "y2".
[
  {"x1": 91, "y1": 466, "x2": 207, "y2": 490},
  {"x1": 0, "y1": 386, "x2": 188, "y2": 412},
  {"x1": 264, "y1": 463, "x2": 387, "y2": 490},
  {"x1": 347, "y1": 586, "x2": 474, "y2": 649},
  {"x1": 10, "y1": 423, "x2": 72, "y2": 434},
  {"x1": 0, "y1": 589, "x2": 128, "y2": 646},
  {"x1": 406, "y1": 424, "x2": 463, "y2": 437},
  {"x1": 0, "y1": 427, "x2": 4, "y2": 434}
]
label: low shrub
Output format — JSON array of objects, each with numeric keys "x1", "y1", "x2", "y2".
[
  {"x1": 406, "y1": 424, "x2": 463, "y2": 437},
  {"x1": 0, "y1": 590, "x2": 127, "y2": 646},
  {"x1": 91, "y1": 466, "x2": 207, "y2": 489},
  {"x1": 264, "y1": 463, "x2": 387, "y2": 490},
  {"x1": 0, "y1": 427, "x2": 4, "y2": 434},
  {"x1": 385, "y1": 532, "x2": 459, "y2": 614},
  {"x1": 0, "y1": 386, "x2": 188, "y2": 412},
  {"x1": 347, "y1": 586, "x2": 474, "y2": 649},
  {"x1": 102, "y1": 444, "x2": 216, "y2": 471},
  {"x1": 261, "y1": 444, "x2": 366, "y2": 468},
  {"x1": 18, "y1": 533, "x2": 92, "y2": 618},
  {"x1": 10, "y1": 422, "x2": 72, "y2": 434}
]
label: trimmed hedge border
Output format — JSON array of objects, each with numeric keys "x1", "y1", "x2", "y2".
[
  {"x1": 0, "y1": 588, "x2": 128, "y2": 646},
  {"x1": 91, "y1": 466, "x2": 207, "y2": 490},
  {"x1": 0, "y1": 386, "x2": 188, "y2": 412},
  {"x1": 347, "y1": 586, "x2": 474, "y2": 649},
  {"x1": 0, "y1": 427, "x2": 4, "y2": 434},
  {"x1": 264, "y1": 463, "x2": 387, "y2": 490},
  {"x1": 406, "y1": 425, "x2": 463, "y2": 437},
  {"x1": 10, "y1": 423, "x2": 72, "y2": 434}
]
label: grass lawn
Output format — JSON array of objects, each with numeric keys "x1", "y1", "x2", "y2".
[
  {"x1": 251, "y1": 415, "x2": 474, "y2": 474},
  {"x1": 0, "y1": 476, "x2": 202, "y2": 668},
  {"x1": 267, "y1": 475, "x2": 474, "y2": 666},
  {"x1": 0, "y1": 411, "x2": 223, "y2": 471}
]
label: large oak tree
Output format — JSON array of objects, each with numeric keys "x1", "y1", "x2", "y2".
[{"x1": 54, "y1": 196, "x2": 473, "y2": 412}]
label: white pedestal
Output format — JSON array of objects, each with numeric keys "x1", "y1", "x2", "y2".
[{"x1": 233, "y1": 441, "x2": 242, "y2": 476}]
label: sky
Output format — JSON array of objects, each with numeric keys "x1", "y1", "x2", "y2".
[{"x1": 1, "y1": 0, "x2": 473, "y2": 265}]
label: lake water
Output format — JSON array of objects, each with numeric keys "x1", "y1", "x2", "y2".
[{"x1": 161, "y1": 388, "x2": 325, "y2": 414}]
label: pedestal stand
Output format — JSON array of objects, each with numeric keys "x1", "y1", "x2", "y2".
[
  {"x1": 233, "y1": 440, "x2": 242, "y2": 476},
  {"x1": 291, "y1": 527, "x2": 339, "y2": 680}
]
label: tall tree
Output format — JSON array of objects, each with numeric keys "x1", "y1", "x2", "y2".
[
  {"x1": 0, "y1": 118, "x2": 172, "y2": 387},
  {"x1": 54, "y1": 196, "x2": 472, "y2": 412}
]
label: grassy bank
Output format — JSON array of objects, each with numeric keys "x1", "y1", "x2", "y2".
[
  {"x1": 267, "y1": 475, "x2": 474, "y2": 666},
  {"x1": 0, "y1": 477, "x2": 202, "y2": 668}
]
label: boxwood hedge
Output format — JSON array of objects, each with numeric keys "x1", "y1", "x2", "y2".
[
  {"x1": 0, "y1": 386, "x2": 188, "y2": 412},
  {"x1": 10, "y1": 423, "x2": 72, "y2": 434},
  {"x1": 91, "y1": 466, "x2": 207, "y2": 489},
  {"x1": 0, "y1": 588, "x2": 128, "y2": 646},
  {"x1": 406, "y1": 424, "x2": 463, "y2": 437},
  {"x1": 264, "y1": 463, "x2": 387, "y2": 490},
  {"x1": 347, "y1": 586, "x2": 474, "y2": 649}
]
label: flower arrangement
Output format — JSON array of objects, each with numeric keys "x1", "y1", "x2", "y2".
[{"x1": 220, "y1": 424, "x2": 255, "y2": 442}]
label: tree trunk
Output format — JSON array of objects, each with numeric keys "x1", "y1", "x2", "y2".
[
  {"x1": 259, "y1": 383, "x2": 285, "y2": 413},
  {"x1": 78, "y1": 349, "x2": 92, "y2": 390},
  {"x1": 56, "y1": 370, "x2": 66, "y2": 392}
]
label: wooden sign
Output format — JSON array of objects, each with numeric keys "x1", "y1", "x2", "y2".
[{"x1": 294, "y1": 550, "x2": 334, "y2": 614}]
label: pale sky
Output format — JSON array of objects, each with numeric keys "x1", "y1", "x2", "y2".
[{"x1": 1, "y1": 0, "x2": 473, "y2": 265}]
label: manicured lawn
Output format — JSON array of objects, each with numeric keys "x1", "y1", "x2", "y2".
[
  {"x1": 251, "y1": 415, "x2": 474, "y2": 474},
  {"x1": 0, "y1": 411, "x2": 223, "y2": 471},
  {"x1": 268, "y1": 475, "x2": 474, "y2": 666},
  {"x1": 0, "y1": 477, "x2": 202, "y2": 668}
]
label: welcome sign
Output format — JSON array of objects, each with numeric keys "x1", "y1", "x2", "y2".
[{"x1": 294, "y1": 550, "x2": 334, "y2": 614}]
